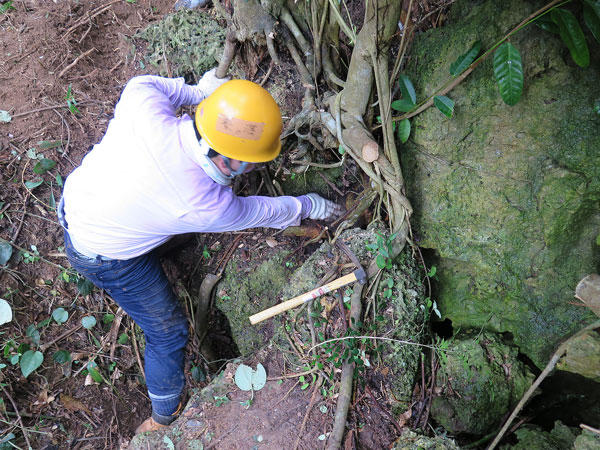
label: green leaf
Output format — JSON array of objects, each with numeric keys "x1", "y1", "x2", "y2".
[
  {"x1": 38, "y1": 140, "x2": 63, "y2": 149},
  {"x1": 33, "y1": 158, "x2": 56, "y2": 174},
  {"x1": 118, "y1": 332, "x2": 129, "y2": 345},
  {"x1": 433, "y1": 95, "x2": 455, "y2": 118},
  {"x1": 234, "y1": 363, "x2": 267, "y2": 391},
  {"x1": 103, "y1": 314, "x2": 115, "y2": 324},
  {"x1": 81, "y1": 316, "x2": 96, "y2": 329},
  {"x1": 20, "y1": 350, "x2": 43, "y2": 378},
  {"x1": 398, "y1": 119, "x2": 411, "y2": 144},
  {"x1": 25, "y1": 180, "x2": 43, "y2": 190},
  {"x1": 583, "y1": 0, "x2": 600, "y2": 43},
  {"x1": 0, "y1": 110, "x2": 11, "y2": 123},
  {"x1": 398, "y1": 75, "x2": 417, "y2": 104},
  {"x1": 163, "y1": 436, "x2": 175, "y2": 450},
  {"x1": 53, "y1": 350, "x2": 71, "y2": 365},
  {"x1": 191, "y1": 365, "x2": 206, "y2": 382},
  {"x1": 0, "y1": 239, "x2": 12, "y2": 265},
  {"x1": 0, "y1": 1, "x2": 15, "y2": 14},
  {"x1": 87, "y1": 361, "x2": 103, "y2": 383},
  {"x1": 391, "y1": 99, "x2": 415, "y2": 113},
  {"x1": 26, "y1": 324, "x2": 40, "y2": 346},
  {"x1": 0, "y1": 299, "x2": 12, "y2": 325},
  {"x1": 375, "y1": 254, "x2": 386, "y2": 269},
  {"x1": 535, "y1": 14, "x2": 560, "y2": 34},
  {"x1": 52, "y1": 307, "x2": 69, "y2": 324},
  {"x1": 493, "y1": 42, "x2": 523, "y2": 106},
  {"x1": 449, "y1": 41, "x2": 481, "y2": 76},
  {"x1": 76, "y1": 277, "x2": 94, "y2": 296},
  {"x1": 56, "y1": 173, "x2": 63, "y2": 187},
  {"x1": 552, "y1": 8, "x2": 590, "y2": 68}
]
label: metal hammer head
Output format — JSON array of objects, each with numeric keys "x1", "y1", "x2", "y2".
[{"x1": 354, "y1": 267, "x2": 367, "y2": 285}]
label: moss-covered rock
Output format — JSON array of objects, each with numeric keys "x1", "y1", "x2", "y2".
[
  {"x1": 136, "y1": 9, "x2": 225, "y2": 79},
  {"x1": 556, "y1": 330, "x2": 600, "y2": 382},
  {"x1": 499, "y1": 421, "x2": 578, "y2": 450},
  {"x1": 402, "y1": 0, "x2": 600, "y2": 367},
  {"x1": 431, "y1": 332, "x2": 534, "y2": 435},
  {"x1": 574, "y1": 429, "x2": 600, "y2": 450},
  {"x1": 392, "y1": 430, "x2": 461, "y2": 450}
]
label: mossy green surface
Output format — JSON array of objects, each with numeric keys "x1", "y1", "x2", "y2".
[
  {"x1": 402, "y1": 0, "x2": 600, "y2": 367},
  {"x1": 392, "y1": 430, "x2": 461, "y2": 450},
  {"x1": 498, "y1": 421, "x2": 578, "y2": 450},
  {"x1": 215, "y1": 247, "x2": 296, "y2": 356},
  {"x1": 136, "y1": 9, "x2": 225, "y2": 79},
  {"x1": 556, "y1": 330, "x2": 600, "y2": 382},
  {"x1": 574, "y1": 430, "x2": 600, "y2": 450},
  {"x1": 431, "y1": 332, "x2": 533, "y2": 435}
]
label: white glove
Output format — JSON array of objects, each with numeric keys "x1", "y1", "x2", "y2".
[
  {"x1": 306, "y1": 193, "x2": 344, "y2": 221},
  {"x1": 197, "y1": 68, "x2": 229, "y2": 96}
]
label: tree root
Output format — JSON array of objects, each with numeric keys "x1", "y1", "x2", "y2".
[{"x1": 326, "y1": 281, "x2": 364, "y2": 449}]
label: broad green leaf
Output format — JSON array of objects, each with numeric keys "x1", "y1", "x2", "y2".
[
  {"x1": 398, "y1": 119, "x2": 411, "y2": 144},
  {"x1": 0, "y1": 299, "x2": 12, "y2": 325},
  {"x1": 38, "y1": 140, "x2": 63, "y2": 149},
  {"x1": 191, "y1": 365, "x2": 206, "y2": 382},
  {"x1": 449, "y1": 41, "x2": 481, "y2": 76},
  {"x1": 81, "y1": 316, "x2": 96, "y2": 329},
  {"x1": 391, "y1": 99, "x2": 415, "y2": 113},
  {"x1": 234, "y1": 363, "x2": 267, "y2": 391},
  {"x1": 53, "y1": 350, "x2": 71, "y2": 365},
  {"x1": 25, "y1": 180, "x2": 43, "y2": 190},
  {"x1": 552, "y1": 8, "x2": 590, "y2": 68},
  {"x1": 398, "y1": 75, "x2": 417, "y2": 105},
  {"x1": 433, "y1": 95, "x2": 455, "y2": 118},
  {"x1": 0, "y1": 110, "x2": 11, "y2": 123},
  {"x1": 583, "y1": 0, "x2": 600, "y2": 43},
  {"x1": 118, "y1": 332, "x2": 129, "y2": 344},
  {"x1": 77, "y1": 277, "x2": 94, "y2": 296},
  {"x1": 535, "y1": 14, "x2": 560, "y2": 34},
  {"x1": 103, "y1": 314, "x2": 115, "y2": 324},
  {"x1": 20, "y1": 350, "x2": 43, "y2": 378},
  {"x1": 33, "y1": 158, "x2": 56, "y2": 174},
  {"x1": 49, "y1": 190, "x2": 56, "y2": 209},
  {"x1": 87, "y1": 361, "x2": 103, "y2": 383},
  {"x1": 26, "y1": 324, "x2": 40, "y2": 346},
  {"x1": 376, "y1": 254, "x2": 386, "y2": 269},
  {"x1": 0, "y1": 239, "x2": 12, "y2": 265},
  {"x1": 163, "y1": 436, "x2": 175, "y2": 450},
  {"x1": 52, "y1": 307, "x2": 69, "y2": 324},
  {"x1": 493, "y1": 42, "x2": 523, "y2": 106}
]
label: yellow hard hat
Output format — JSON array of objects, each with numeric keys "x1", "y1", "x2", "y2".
[{"x1": 195, "y1": 80, "x2": 282, "y2": 163}]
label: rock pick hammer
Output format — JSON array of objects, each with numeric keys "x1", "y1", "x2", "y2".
[{"x1": 249, "y1": 267, "x2": 367, "y2": 325}]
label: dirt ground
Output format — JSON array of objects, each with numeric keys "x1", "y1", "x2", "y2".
[{"x1": 0, "y1": 1, "x2": 407, "y2": 449}]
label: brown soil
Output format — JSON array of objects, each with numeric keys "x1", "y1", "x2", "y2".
[{"x1": 0, "y1": 1, "x2": 416, "y2": 449}]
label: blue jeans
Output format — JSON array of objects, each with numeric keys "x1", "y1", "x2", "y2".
[{"x1": 63, "y1": 231, "x2": 188, "y2": 420}]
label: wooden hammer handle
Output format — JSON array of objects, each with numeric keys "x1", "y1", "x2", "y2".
[{"x1": 249, "y1": 272, "x2": 358, "y2": 325}]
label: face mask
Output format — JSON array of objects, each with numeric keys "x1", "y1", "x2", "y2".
[
  {"x1": 222, "y1": 157, "x2": 249, "y2": 177},
  {"x1": 197, "y1": 138, "x2": 233, "y2": 186}
]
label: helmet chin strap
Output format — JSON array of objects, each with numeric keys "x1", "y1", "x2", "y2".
[{"x1": 197, "y1": 138, "x2": 234, "y2": 186}]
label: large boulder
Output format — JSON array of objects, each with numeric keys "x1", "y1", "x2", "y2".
[
  {"x1": 430, "y1": 332, "x2": 533, "y2": 435},
  {"x1": 402, "y1": 0, "x2": 600, "y2": 367}
]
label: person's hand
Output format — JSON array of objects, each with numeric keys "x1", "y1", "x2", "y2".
[
  {"x1": 305, "y1": 193, "x2": 344, "y2": 221},
  {"x1": 197, "y1": 68, "x2": 229, "y2": 97}
]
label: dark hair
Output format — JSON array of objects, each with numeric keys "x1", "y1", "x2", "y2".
[{"x1": 207, "y1": 148, "x2": 219, "y2": 158}]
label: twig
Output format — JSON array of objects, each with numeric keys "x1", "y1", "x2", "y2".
[
  {"x1": 62, "y1": 0, "x2": 121, "y2": 39},
  {"x1": 130, "y1": 321, "x2": 146, "y2": 384},
  {"x1": 580, "y1": 424, "x2": 600, "y2": 435},
  {"x1": 1, "y1": 385, "x2": 32, "y2": 450},
  {"x1": 293, "y1": 380, "x2": 322, "y2": 450},
  {"x1": 10, "y1": 191, "x2": 29, "y2": 244},
  {"x1": 9, "y1": 101, "x2": 93, "y2": 119},
  {"x1": 40, "y1": 324, "x2": 83, "y2": 352},
  {"x1": 58, "y1": 48, "x2": 96, "y2": 78},
  {"x1": 487, "y1": 319, "x2": 600, "y2": 450}
]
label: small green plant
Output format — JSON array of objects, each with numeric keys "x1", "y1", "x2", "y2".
[
  {"x1": 65, "y1": 84, "x2": 80, "y2": 115},
  {"x1": 213, "y1": 395, "x2": 229, "y2": 406},
  {"x1": 202, "y1": 245, "x2": 211, "y2": 259},
  {"x1": 285, "y1": 261, "x2": 294, "y2": 268},
  {"x1": 21, "y1": 245, "x2": 40, "y2": 264},
  {"x1": 366, "y1": 232, "x2": 397, "y2": 270},
  {"x1": 0, "y1": 1, "x2": 15, "y2": 14}
]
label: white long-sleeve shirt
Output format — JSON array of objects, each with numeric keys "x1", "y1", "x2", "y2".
[{"x1": 62, "y1": 76, "x2": 309, "y2": 259}]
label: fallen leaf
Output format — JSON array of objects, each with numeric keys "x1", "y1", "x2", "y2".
[
  {"x1": 265, "y1": 237, "x2": 278, "y2": 248},
  {"x1": 60, "y1": 394, "x2": 91, "y2": 415},
  {"x1": 379, "y1": 366, "x2": 390, "y2": 376}
]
